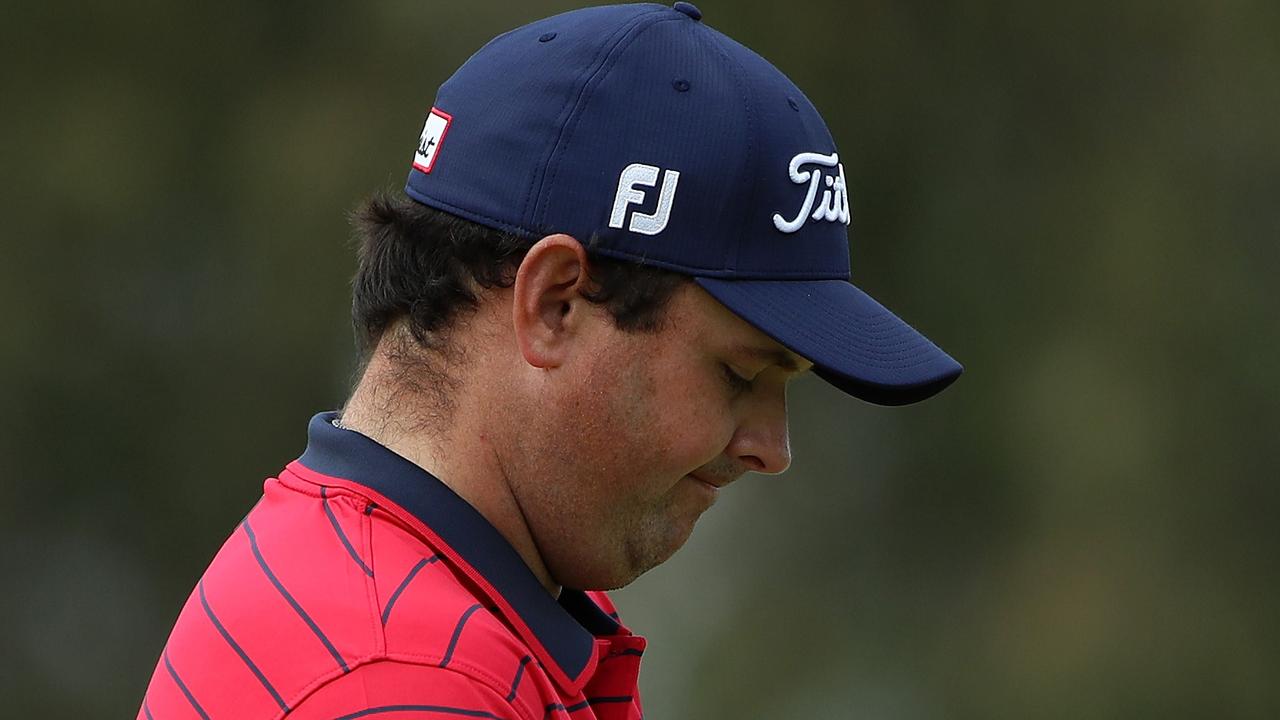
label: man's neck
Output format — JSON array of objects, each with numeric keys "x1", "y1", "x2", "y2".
[{"x1": 339, "y1": 365, "x2": 561, "y2": 598}]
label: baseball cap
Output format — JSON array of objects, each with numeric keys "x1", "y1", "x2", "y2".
[{"x1": 403, "y1": 1, "x2": 962, "y2": 405}]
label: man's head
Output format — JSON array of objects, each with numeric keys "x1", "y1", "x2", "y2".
[
  {"x1": 348, "y1": 196, "x2": 809, "y2": 589},
  {"x1": 344, "y1": 2, "x2": 961, "y2": 591}
]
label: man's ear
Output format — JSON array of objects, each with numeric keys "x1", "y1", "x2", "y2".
[{"x1": 511, "y1": 234, "x2": 594, "y2": 369}]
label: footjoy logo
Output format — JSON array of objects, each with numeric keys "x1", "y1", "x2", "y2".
[
  {"x1": 609, "y1": 163, "x2": 681, "y2": 236},
  {"x1": 772, "y1": 152, "x2": 850, "y2": 233}
]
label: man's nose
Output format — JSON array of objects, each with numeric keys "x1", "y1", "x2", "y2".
[{"x1": 728, "y1": 380, "x2": 792, "y2": 475}]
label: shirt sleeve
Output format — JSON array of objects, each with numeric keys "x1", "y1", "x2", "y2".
[{"x1": 286, "y1": 659, "x2": 534, "y2": 720}]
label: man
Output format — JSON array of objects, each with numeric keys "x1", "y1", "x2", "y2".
[{"x1": 138, "y1": 3, "x2": 961, "y2": 718}]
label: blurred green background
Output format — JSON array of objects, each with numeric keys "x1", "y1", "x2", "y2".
[{"x1": 3, "y1": 0, "x2": 1278, "y2": 717}]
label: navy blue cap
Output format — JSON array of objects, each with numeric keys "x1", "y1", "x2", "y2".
[{"x1": 404, "y1": 2, "x2": 961, "y2": 405}]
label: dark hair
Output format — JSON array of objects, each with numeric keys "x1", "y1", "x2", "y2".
[{"x1": 350, "y1": 191, "x2": 689, "y2": 366}]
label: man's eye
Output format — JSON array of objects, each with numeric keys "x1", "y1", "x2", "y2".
[{"x1": 721, "y1": 363, "x2": 753, "y2": 393}]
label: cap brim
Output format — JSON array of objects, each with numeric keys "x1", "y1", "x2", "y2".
[{"x1": 694, "y1": 278, "x2": 962, "y2": 406}]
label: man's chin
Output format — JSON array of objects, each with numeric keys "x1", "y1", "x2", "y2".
[
  {"x1": 558, "y1": 528, "x2": 694, "y2": 592},
  {"x1": 617, "y1": 523, "x2": 698, "y2": 586}
]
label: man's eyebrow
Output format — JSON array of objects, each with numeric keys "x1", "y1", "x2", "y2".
[{"x1": 733, "y1": 345, "x2": 814, "y2": 373}]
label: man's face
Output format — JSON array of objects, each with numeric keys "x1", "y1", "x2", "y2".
[{"x1": 507, "y1": 282, "x2": 811, "y2": 591}]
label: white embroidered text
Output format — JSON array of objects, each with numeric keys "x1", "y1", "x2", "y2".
[
  {"x1": 609, "y1": 163, "x2": 681, "y2": 236},
  {"x1": 772, "y1": 152, "x2": 850, "y2": 233}
]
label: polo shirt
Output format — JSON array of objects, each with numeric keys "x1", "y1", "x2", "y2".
[{"x1": 137, "y1": 412, "x2": 646, "y2": 720}]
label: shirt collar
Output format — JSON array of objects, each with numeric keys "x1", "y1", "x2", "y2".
[{"x1": 291, "y1": 411, "x2": 620, "y2": 694}]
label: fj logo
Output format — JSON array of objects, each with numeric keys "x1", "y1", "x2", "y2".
[
  {"x1": 772, "y1": 152, "x2": 850, "y2": 233},
  {"x1": 609, "y1": 163, "x2": 681, "y2": 236}
]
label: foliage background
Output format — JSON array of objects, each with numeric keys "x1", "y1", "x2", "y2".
[{"x1": 2, "y1": 1, "x2": 1277, "y2": 717}]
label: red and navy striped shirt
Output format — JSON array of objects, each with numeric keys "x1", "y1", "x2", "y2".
[{"x1": 138, "y1": 412, "x2": 646, "y2": 719}]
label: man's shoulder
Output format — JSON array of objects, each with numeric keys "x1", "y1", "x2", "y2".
[
  {"x1": 143, "y1": 471, "x2": 544, "y2": 717},
  {"x1": 302, "y1": 473, "x2": 552, "y2": 709},
  {"x1": 271, "y1": 471, "x2": 535, "y2": 674}
]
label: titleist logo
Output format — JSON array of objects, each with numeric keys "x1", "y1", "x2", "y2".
[
  {"x1": 772, "y1": 152, "x2": 851, "y2": 233},
  {"x1": 412, "y1": 107, "x2": 453, "y2": 174}
]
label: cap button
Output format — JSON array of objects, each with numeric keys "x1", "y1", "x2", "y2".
[{"x1": 672, "y1": 2, "x2": 702, "y2": 21}]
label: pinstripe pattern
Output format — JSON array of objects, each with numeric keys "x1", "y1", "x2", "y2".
[
  {"x1": 381, "y1": 555, "x2": 440, "y2": 626},
  {"x1": 544, "y1": 695, "x2": 635, "y2": 718},
  {"x1": 602, "y1": 648, "x2": 644, "y2": 662},
  {"x1": 586, "y1": 696, "x2": 634, "y2": 707},
  {"x1": 242, "y1": 517, "x2": 349, "y2": 672},
  {"x1": 440, "y1": 604, "x2": 484, "y2": 669},
  {"x1": 544, "y1": 701, "x2": 569, "y2": 718},
  {"x1": 321, "y1": 486, "x2": 375, "y2": 577},
  {"x1": 332, "y1": 706, "x2": 506, "y2": 720},
  {"x1": 198, "y1": 579, "x2": 289, "y2": 712},
  {"x1": 506, "y1": 655, "x2": 534, "y2": 702},
  {"x1": 163, "y1": 651, "x2": 210, "y2": 720}
]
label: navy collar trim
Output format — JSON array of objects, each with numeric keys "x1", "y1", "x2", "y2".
[{"x1": 296, "y1": 411, "x2": 618, "y2": 686}]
